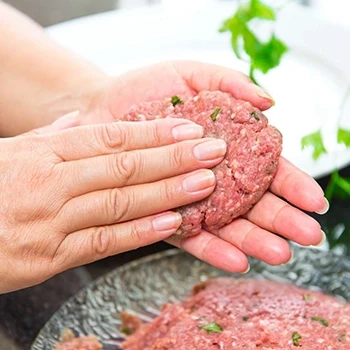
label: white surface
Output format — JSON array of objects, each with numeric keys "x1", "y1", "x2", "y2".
[{"x1": 47, "y1": 1, "x2": 350, "y2": 178}]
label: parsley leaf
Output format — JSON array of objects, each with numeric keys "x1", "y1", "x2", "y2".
[
  {"x1": 325, "y1": 171, "x2": 350, "y2": 200},
  {"x1": 198, "y1": 322, "x2": 223, "y2": 334},
  {"x1": 219, "y1": 0, "x2": 287, "y2": 84},
  {"x1": 171, "y1": 95, "x2": 183, "y2": 107},
  {"x1": 338, "y1": 128, "x2": 350, "y2": 147},
  {"x1": 311, "y1": 317, "x2": 329, "y2": 327},
  {"x1": 292, "y1": 331, "x2": 302, "y2": 346},
  {"x1": 210, "y1": 107, "x2": 221, "y2": 121},
  {"x1": 301, "y1": 130, "x2": 327, "y2": 160},
  {"x1": 302, "y1": 294, "x2": 312, "y2": 302},
  {"x1": 121, "y1": 327, "x2": 132, "y2": 335}
]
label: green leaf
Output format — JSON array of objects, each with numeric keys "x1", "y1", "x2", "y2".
[
  {"x1": 219, "y1": 0, "x2": 288, "y2": 86},
  {"x1": 198, "y1": 322, "x2": 223, "y2": 334},
  {"x1": 301, "y1": 130, "x2": 327, "y2": 160},
  {"x1": 292, "y1": 331, "x2": 302, "y2": 346},
  {"x1": 210, "y1": 107, "x2": 221, "y2": 122},
  {"x1": 311, "y1": 317, "x2": 329, "y2": 327},
  {"x1": 121, "y1": 327, "x2": 132, "y2": 335},
  {"x1": 303, "y1": 294, "x2": 312, "y2": 302},
  {"x1": 338, "y1": 128, "x2": 350, "y2": 147},
  {"x1": 325, "y1": 171, "x2": 350, "y2": 201},
  {"x1": 171, "y1": 95, "x2": 183, "y2": 107},
  {"x1": 252, "y1": 35, "x2": 288, "y2": 74},
  {"x1": 250, "y1": 0, "x2": 276, "y2": 20}
]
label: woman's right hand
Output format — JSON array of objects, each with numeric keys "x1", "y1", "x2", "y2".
[{"x1": 0, "y1": 117, "x2": 226, "y2": 293}]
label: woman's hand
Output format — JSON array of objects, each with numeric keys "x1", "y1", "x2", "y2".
[
  {"x1": 0, "y1": 117, "x2": 227, "y2": 293},
  {"x1": 81, "y1": 61, "x2": 328, "y2": 273}
]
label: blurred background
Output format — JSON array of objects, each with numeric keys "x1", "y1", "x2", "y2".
[{"x1": 2, "y1": 0, "x2": 348, "y2": 27}]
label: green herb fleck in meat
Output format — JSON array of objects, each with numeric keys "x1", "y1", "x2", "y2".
[
  {"x1": 338, "y1": 334, "x2": 345, "y2": 342},
  {"x1": 311, "y1": 317, "x2": 328, "y2": 327},
  {"x1": 121, "y1": 327, "x2": 132, "y2": 335},
  {"x1": 302, "y1": 294, "x2": 312, "y2": 301},
  {"x1": 210, "y1": 107, "x2": 221, "y2": 121},
  {"x1": 292, "y1": 331, "x2": 302, "y2": 346},
  {"x1": 242, "y1": 316, "x2": 249, "y2": 321},
  {"x1": 198, "y1": 322, "x2": 223, "y2": 334},
  {"x1": 251, "y1": 110, "x2": 260, "y2": 121},
  {"x1": 171, "y1": 95, "x2": 183, "y2": 107}
]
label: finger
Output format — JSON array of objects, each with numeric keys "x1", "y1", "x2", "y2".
[
  {"x1": 49, "y1": 118, "x2": 204, "y2": 161},
  {"x1": 166, "y1": 230, "x2": 249, "y2": 273},
  {"x1": 63, "y1": 138, "x2": 226, "y2": 196},
  {"x1": 58, "y1": 169, "x2": 216, "y2": 232},
  {"x1": 53, "y1": 212, "x2": 182, "y2": 270},
  {"x1": 271, "y1": 157, "x2": 328, "y2": 214},
  {"x1": 173, "y1": 60, "x2": 275, "y2": 111},
  {"x1": 217, "y1": 218, "x2": 292, "y2": 265},
  {"x1": 21, "y1": 110, "x2": 80, "y2": 136},
  {"x1": 243, "y1": 191, "x2": 323, "y2": 246}
]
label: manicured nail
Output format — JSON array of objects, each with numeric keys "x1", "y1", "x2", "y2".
[
  {"x1": 152, "y1": 212, "x2": 182, "y2": 233},
  {"x1": 285, "y1": 250, "x2": 294, "y2": 264},
  {"x1": 172, "y1": 123, "x2": 204, "y2": 141},
  {"x1": 193, "y1": 139, "x2": 227, "y2": 161},
  {"x1": 182, "y1": 170, "x2": 215, "y2": 193},
  {"x1": 315, "y1": 230, "x2": 327, "y2": 247},
  {"x1": 52, "y1": 110, "x2": 80, "y2": 127},
  {"x1": 315, "y1": 197, "x2": 329, "y2": 215},
  {"x1": 254, "y1": 86, "x2": 275, "y2": 105},
  {"x1": 240, "y1": 264, "x2": 250, "y2": 274}
]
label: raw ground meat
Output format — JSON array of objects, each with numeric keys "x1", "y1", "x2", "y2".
[
  {"x1": 54, "y1": 328, "x2": 102, "y2": 350},
  {"x1": 121, "y1": 278, "x2": 350, "y2": 350},
  {"x1": 123, "y1": 91, "x2": 282, "y2": 236}
]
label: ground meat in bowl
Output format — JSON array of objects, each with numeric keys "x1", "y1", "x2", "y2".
[
  {"x1": 121, "y1": 278, "x2": 350, "y2": 350},
  {"x1": 54, "y1": 328, "x2": 102, "y2": 350},
  {"x1": 122, "y1": 91, "x2": 282, "y2": 236}
]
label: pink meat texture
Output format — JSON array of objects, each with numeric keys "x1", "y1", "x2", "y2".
[
  {"x1": 123, "y1": 91, "x2": 283, "y2": 236},
  {"x1": 121, "y1": 278, "x2": 350, "y2": 350}
]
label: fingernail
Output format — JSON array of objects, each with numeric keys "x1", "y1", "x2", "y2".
[
  {"x1": 315, "y1": 197, "x2": 329, "y2": 215},
  {"x1": 152, "y1": 212, "x2": 182, "y2": 233},
  {"x1": 315, "y1": 230, "x2": 327, "y2": 247},
  {"x1": 182, "y1": 170, "x2": 215, "y2": 193},
  {"x1": 193, "y1": 139, "x2": 227, "y2": 161},
  {"x1": 254, "y1": 86, "x2": 275, "y2": 105},
  {"x1": 285, "y1": 250, "x2": 294, "y2": 264},
  {"x1": 52, "y1": 110, "x2": 80, "y2": 127},
  {"x1": 240, "y1": 264, "x2": 250, "y2": 274},
  {"x1": 172, "y1": 123, "x2": 204, "y2": 141}
]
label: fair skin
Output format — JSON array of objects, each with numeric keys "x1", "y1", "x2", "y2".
[{"x1": 0, "y1": 3, "x2": 328, "y2": 293}]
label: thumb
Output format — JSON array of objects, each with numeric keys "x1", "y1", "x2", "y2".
[{"x1": 23, "y1": 110, "x2": 80, "y2": 136}]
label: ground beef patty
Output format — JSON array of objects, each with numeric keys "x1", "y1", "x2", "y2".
[
  {"x1": 121, "y1": 278, "x2": 350, "y2": 350},
  {"x1": 123, "y1": 91, "x2": 282, "y2": 236}
]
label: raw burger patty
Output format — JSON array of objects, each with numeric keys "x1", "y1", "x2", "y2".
[
  {"x1": 121, "y1": 278, "x2": 350, "y2": 350},
  {"x1": 123, "y1": 91, "x2": 282, "y2": 236}
]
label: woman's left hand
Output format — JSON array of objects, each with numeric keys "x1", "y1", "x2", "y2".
[{"x1": 76, "y1": 61, "x2": 328, "y2": 273}]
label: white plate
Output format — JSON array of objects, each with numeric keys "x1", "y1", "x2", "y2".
[{"x1": 47, "y1": 1, "x2": 350, "y2": 178}]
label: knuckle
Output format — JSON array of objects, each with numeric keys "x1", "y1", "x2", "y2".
[
  {"x1": 113, "y1": 152, "x2": 139, "y2": 186},
  {"x1": 161, "y1": 180, "x2": 178, "y2": 206},
  {"x1": 106, "y1": 188, "x2": 132, "y2": 222},
  {"x1": 149, "y1": 121, "x2": 164, "y2": 146},
  {"x1": 98, "y1": 123, "x2": 126, "y2": 151},
  {"x1": 169, "y1": 143, "x2": 186, "y2": 169},
  {"x1": 127, "y1": 222, "x2": 144, "y2": 249},
  {"x1": 90, "y1": 226, "x2": 111, "y2": 257}
]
